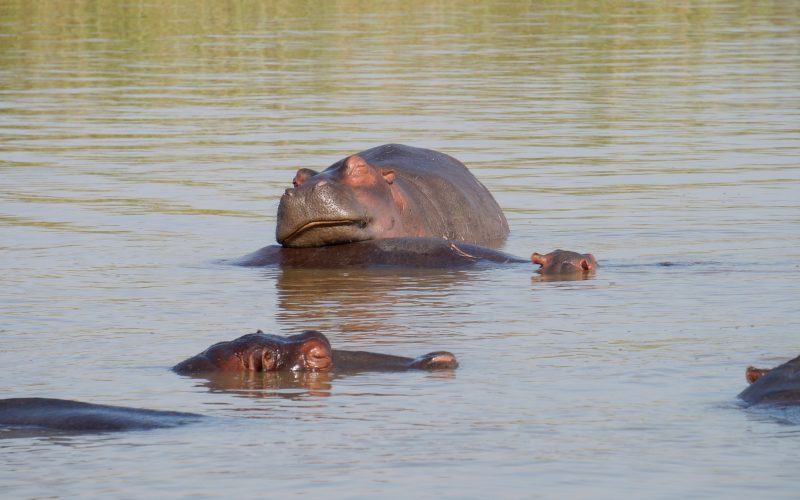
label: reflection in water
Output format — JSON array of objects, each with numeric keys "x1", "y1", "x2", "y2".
[
  {"x1": 531, "y1": 272, "x2": 596, "y2": 283},
  {"x1": 187, "y1": 371, "x2": 333, "y2": 400},
  {"x1": 182, "y1": 368, "x2": 456, "y2": 399},
  {"x1": 272, "y1": 266, "x2": 480, "y2": 335}
]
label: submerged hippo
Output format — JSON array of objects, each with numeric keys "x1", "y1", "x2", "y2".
[
  {"x1": 173, "y1": 330, "x2": 458, "y2": 374},
  {"x1": 233, "y1": 237, "x2": 524, "y2": 268},
  {"x1": 232, "y1": 236, "x2": 597, "y2": 276},
  {"x1": 0, "y1": 398, "x2": 202, "y2": 433},
  {"x1": 276, "y1": 144, "x2": 509, "y2": 248},
  {"x1": 739, "y1": 355, "x2": 800, "y2": 406}
]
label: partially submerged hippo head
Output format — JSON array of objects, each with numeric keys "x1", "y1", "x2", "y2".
[
  {"x1": 276, "y1": 144, "x2": 509, "y2": 248},
  {"x1": 531, "y1": 249, "x2": 597, "y2": 275},
  {"x1": 173, "y1": 330, "x2": 333, "y2": 374},
  {"x1": 738, "y1": 355, "x2": 800, "y2": 406},
  {"x1": 173, "y1": 330, "x2": 458, "y2": 374},
  {"x1": 277, "y1": 155, "x2": 408, "y2": 247}
]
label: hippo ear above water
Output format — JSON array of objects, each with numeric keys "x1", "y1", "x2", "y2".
[
  {"x1": 381, "y1": 168, "x2": 395, "y2": 184},
  {"x1": 292, "y1": 168, "x2": 318, "y2": 187}
]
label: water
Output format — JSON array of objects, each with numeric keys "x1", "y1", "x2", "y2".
[{"x1": 1, "y1": 0, "x2": 799, "y2": 497}]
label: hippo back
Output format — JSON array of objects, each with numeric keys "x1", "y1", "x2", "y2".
[
  {"x1": 738, "y1": 355, "x2": 800, "y2": 406},
  {"x1": 354, "y1": 144, "x2": 509, "y2": 247}
]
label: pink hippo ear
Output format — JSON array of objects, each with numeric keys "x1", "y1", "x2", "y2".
[
  {"x1": 581, "y1": 253, "x2": 597, "y2": 271},
  {"x1": 345, "y1": 155, "x2": 370, "y2": 176},
  {"x1": 292, "y1": 168, "x2": 318, "y2": 188},
  {"x1": 381, "y1": 168, "x2": 395, "y2": 184}
]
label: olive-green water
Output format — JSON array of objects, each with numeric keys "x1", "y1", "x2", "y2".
[{"x1": 1, "y1": 1, "x2": 799, "y2": 497}]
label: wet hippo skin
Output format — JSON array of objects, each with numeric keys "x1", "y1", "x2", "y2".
[
  {"x1": 172, "y1": 330, "x2": 459, "y2": 374},
  {"x1": 0, "y1": 398, "x2": 202, "y2": 433},
  {"x1": 276, "y1": 144, "x2": 509, "y2": 248},
  {"x1": 739, "y1": 355, "x2": 800, "y2": 405},
  {"x1": 231, "y1": 237, "x2": 527, "y2": 268}
]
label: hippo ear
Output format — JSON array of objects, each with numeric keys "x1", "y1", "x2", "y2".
[
  {"x1": 381, "y1": 169, "x2": 395, "y2": 184},
  {"x1": 344, "y1": 155, "x2": 369, "y2": 175},
  {"x1": 580, "y1": 258, "x2": 591, "y2": 271},
  {"x1": 293, "y1": 168, "x2": 318, "y2": 188}
]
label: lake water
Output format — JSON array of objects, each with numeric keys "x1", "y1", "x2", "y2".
[{"x1": 1, "y1": 0, "x2": 799, "y2": 497}]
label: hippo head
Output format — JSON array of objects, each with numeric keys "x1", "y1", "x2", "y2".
[
  {"x1": 738, "y1": 355, "x2": 800, "y2": 406},
  {"x1": 531, "y1": 249, "x2": 597, "y2": 275},
  {"x1": 173, "y1": 330, "x2": 333, "y2": 374},
  {"x1": 277, "y1": 155, "x2": 405, "y2": 247}
]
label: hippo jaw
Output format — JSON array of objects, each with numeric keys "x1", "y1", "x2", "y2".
[
  {"x1": 277, "y1": 218, "x2": 372, "y2": 247},
  {"x1": 276, "y1": 178, "x2": 380, "y2": 247}
]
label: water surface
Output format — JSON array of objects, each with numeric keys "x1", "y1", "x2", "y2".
[{"x1": 1, "y1": 1, "x2": 799, "y2": 498}]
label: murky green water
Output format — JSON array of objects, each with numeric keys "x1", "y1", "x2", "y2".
[{"x1": 2, "y1": 1, "x2": 799, "y2": 497}]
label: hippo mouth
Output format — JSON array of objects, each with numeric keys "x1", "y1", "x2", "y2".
[{"x1": 279, "y1": 218, "x2": 370, "y2": 246}]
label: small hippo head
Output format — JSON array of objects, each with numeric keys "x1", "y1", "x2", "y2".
[
  {"x1": 277, "y1": 155, "x2": 404, "y2": 247},
  {"x1": 173, "y1": 330, "x2": 333, "y2": 374},
  {"x1": 531, "y1": 249, "x2": 597, "y2": 275}
]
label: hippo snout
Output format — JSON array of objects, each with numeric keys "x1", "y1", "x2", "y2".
[{"x1": 276, "y1": 180, "x2": 372, "y2": 247}]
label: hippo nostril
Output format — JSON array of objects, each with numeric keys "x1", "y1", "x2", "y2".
[{"x1": 306, "y1": 345, "x2": 332, "y2": 370}]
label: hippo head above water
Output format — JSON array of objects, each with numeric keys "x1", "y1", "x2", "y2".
[
  {"x1": 173, "y1": 331, "x2": 333, "y2": 374},
  {"x1": 277, "y1": 155, "x2": 400, "y2": 247},
  {"x1": 276, "y1": 144, "x2": 509, "y2": 248},
  {"x1": 173, "y1": 330, "x2": 459, "y2": 374},
  {"x1": 531, "y1": 249, "x2": 597, "y2": 275}
]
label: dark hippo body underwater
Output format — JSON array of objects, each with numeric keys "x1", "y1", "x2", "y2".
[
  {"x1": 739, "y1": 355, "x2": 800, "y2": 406},
  {"x1": 276, "y1": 144, "x2": 509, "y2": 248},
  {"x1": 232, "y1": 237, "x2": 597, "y2": 277},
  {"x1": 0, "y1": 398, "x2": 202, "y2": 433}
]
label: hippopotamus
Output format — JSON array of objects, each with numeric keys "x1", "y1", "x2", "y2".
[
  {"x1": 173, "y1": 330, "x2": 458, "y2": 374},
  {"x1": 738, "y1": 355, "x2": 800, "y2": 406},
  {"x1": 531, "y1": 249, "x2": 598, "y2": 275},
  {"x1": 0, "y1": 398, "x2": 202, "y2": 433},
  {"x1": 276, "y1": 144, "x2": 509, "y2": 248},
  {"x1": 231, "y1": 236, "x2": 597, "y2": 276}
]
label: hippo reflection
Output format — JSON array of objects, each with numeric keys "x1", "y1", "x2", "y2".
[{"x1": 173, "y1": 330, "x2": 458, "y2": 375}]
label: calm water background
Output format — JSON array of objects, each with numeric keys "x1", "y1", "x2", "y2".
[{"x1": 1, "y1": 0, "x2": 799, "y2": 497}]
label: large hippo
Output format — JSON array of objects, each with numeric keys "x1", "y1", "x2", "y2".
[
  {"x1": 0, "y1": 398, "x2": 202, "y2": 433},
  {"x1": 276, "y1": 144, "x2": 509, "y2": 248},
  {"x1": 173, "y1": 330, "x2": 458, "y2": 374},
  {"x1": 739, "y1": 355, "x2": 800, "y2": 405}
]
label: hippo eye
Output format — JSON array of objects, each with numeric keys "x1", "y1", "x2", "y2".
[{"x1": 260, "y1": 350, "x2": 277, "y2": 371}]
